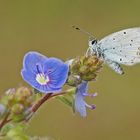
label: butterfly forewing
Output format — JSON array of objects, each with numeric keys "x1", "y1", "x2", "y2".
[{"x1": 98, "y1": 27, "x2": 140, "y2": 65}]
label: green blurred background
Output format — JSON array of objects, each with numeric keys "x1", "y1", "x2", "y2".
[{"x1": 0, "y1": 0, "x2": 140, "y2": 139}]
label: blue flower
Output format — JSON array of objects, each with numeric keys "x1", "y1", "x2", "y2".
[
  {"x1": 21, "y1": 51, "x2": 69, "y2": 93},
  {"x1": 75, "y1": 81, "x2": 97, "y2": 117}
]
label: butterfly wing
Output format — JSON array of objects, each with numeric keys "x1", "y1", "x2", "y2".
[{"x1": 98, "y1": 27, "x2": 140, "y2": 65}]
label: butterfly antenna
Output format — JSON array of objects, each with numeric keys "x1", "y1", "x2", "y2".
[{"x1": 72, "y1": 25, "x2": 96, "y2": 40}]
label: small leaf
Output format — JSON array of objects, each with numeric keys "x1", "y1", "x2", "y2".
[
  {"x1": 56, "y1": 88, "x2": 76, "y2": 108},
  {"x1": 6, "y1": 135, "x2": 29, "y2": 140},
  {"x1": 1, "y1": 123, "x2": 14, "y2": 135},
  {"x1": 56, "y1": 96, "x2": 73, "y2": 107},
  {"x1": 6, "y1": 124, "x2": 29, "y2": 140}
]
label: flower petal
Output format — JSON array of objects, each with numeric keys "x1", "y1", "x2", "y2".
[
  {"x1": 23, "y1": 51, "x2": 48, "y2": 74},
  {"x1": 39, "y1": 85, "x2": 61, "y2": 93},
  {"x1": 74, "y1": 82, "x2": 88, "y2": 117},
  {"x1": 21, "y1": 70, "x2": 39, "y2": 88},
  {"x1": 82, "y1": 92, "x2": 98, "y2": 97},
  {"x1": 75, "y1": 93, "x2": 87, "y2": 117},
  {"x1": 21, "y1": 70, "x2": 61, "y2": 93},
  {"x1": 43, "y1": 58, "x2": 67, "y2": 73},
  {"x1": 44, "y1": 58, "x2": 69, "y2": 88},
  {"x1": 77, "y1": 81, "x2": 88, "y2": 95},
  {"x1": 74, "y1": 81, "x2": 97, "y2": 117}
]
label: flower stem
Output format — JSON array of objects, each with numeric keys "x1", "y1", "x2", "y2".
[
  {"x1": 32, "y1": 93, "x2": 53, "y2": 113},
  {"x1": 26, "y1": 90, "x2": 72, "y2": 122},
  {"x1": 0, "y1": 112, "x2": 10, "y2": 130}
]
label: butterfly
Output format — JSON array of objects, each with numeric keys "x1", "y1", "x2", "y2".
[{"x1": 73, "y1": 26, "x2": 140, "y2": 74}]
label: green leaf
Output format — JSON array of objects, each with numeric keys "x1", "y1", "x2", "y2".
[
  {"x1": 6, "y1": 124, "x2": 29, "y2": 140},
  {"x1": 1, "y1": 123, "x2": 15, "y2": 135},
  {"x1": 56, "y1": 96, "x2": 73, "y2": 107},
  {"x1": 5, "y1": 135, "x2": 29, "y2": 140},
  {"x1": 56, "y1": 88, "x2": 76, "y2": 108}
]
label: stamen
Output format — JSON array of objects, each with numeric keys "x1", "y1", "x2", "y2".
[
  {"x1": 90, "y1": 104, "x2": 96, "y2": 110},
  {"x1": 85, "y1": 103, "x2": 96, "y2": 110},
  {"x1": 36, "y1": 73, "x2": 50, "y2": 85},
  {"x1": 83, "y1": 92, "x2": 98, "y2": 97}
]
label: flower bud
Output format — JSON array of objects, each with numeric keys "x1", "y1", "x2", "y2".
[
  {"x1": 69, "y1": 55, "x2": 103, "y2": 82},
  {"x1": 11, "y1": 103, "x2": 24, "y2": 115},
  {"x1": 7, "y1": 94, "x2": 16, "y2": 106},
  {"x1": 67, "y1": 75, "x2": 82, "y2": 86},
  {"x1": 16, "y1": 87, "x2": 32, "y2": 98},
  {"x1": 70, "y1": 58, "x2": 81, "y2": 74},
  {"x1": 24, "y1": 96, "x2": 34, "y2": 107},
  {"x1": 79, "y1": 65, "x2": 89, "y2": 74},
  {"x1": 81, "y1": 73, "x2": 97, "y2": 81},
  {"x1": 5, "y1": 88, "x2": 16, "y2": 95}
]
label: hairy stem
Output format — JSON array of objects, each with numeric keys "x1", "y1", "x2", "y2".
[
  {"x1": 26, "y1": 90, "x2": 70, "y2": 122},
  {"x1": 0, "y1": 112, "x2": 10, "y2": 130},
  {"x1": 32, "y1": 93, "x2": 52, "y2": 113}
]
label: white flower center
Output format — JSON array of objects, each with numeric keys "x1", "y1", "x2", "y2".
[{"x1": 36, "y1": 73, "x2": 50, "y2": 85}]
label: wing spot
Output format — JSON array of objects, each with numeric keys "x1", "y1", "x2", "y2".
[
  {"x1": 113, "y1": 38, "x2": 115, "y2": 40},
  {"x1": 130, "y1": 44, "x2": 132, "y2": 46},
  {"x1": 131, "y1": 40, "x2": 133, "y2": 42},
  {"x1": 120, "y1": 58, "x2": 122, "y2": 61},
  {"x1": 113, "y1": 48, "x2": 115, "y2": 49},
  {"x1": 120, "y1": 50, "x2": 122, "y2": 52},
  {"x1": 124, "y1": 32, "x2": 126, "y2": 34}
]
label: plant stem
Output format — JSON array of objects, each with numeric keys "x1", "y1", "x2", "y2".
[
  {"x1": 0, "y1": 112, "x2": 10, "y2": 130},
  {"x1": 26, "y1": 90, "x2": 71, "y2": 122},
  {"x1": 0, "y1": 89, "x2": 75, "y2": 131},
  {"x1": 32, "y1": 93, "x2": 53, "y2": 113}
]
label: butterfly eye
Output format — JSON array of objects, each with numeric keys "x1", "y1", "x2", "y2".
[{"x1": 91, "y1": 40, "x2": 97, "y2": 45}]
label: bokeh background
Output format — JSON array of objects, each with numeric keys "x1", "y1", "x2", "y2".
[{"x1": 0, "y1": 0, "x2": 140, "y2": 140}]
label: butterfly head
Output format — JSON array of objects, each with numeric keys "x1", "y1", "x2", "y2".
[
  {"x1": 88, "y1": 39, "x2": 98, "y2": 55},
  {"x1": 88, "y1": 39, "x2": 97, "y2": 47}
]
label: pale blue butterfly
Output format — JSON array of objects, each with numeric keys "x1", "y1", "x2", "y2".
[{"x1": 73, "y1": 26, "x2": 140, "y2": 74}]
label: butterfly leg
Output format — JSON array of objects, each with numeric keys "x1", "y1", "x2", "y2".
[{"x1": 106, "y1": 60, "x2": 124, "y2": 75}]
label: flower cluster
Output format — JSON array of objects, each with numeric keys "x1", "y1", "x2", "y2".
[
  {"x1": 0, "y1": 87, "x2": 35, "y2": 121},
  {"x1": 67, "y1": 55, "x2": 103, "y2": 86}
]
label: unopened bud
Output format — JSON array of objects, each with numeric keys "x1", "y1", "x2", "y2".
[
  {"x1": 70, "y1": 58, "x2": 81, "y2": 74},
  {"x1": 24, "y1": 96, "x2": 34, "y2": 107},
  {"x1": 79, "y1": 65, "x2": 89, "y2": 74},
  {"x1": 67, "y1": 75, "x2": 82, "y2": 86},
  {"x1": 81, "y1": 73, "x2": 97, "y2": 81},
  {"x1": 5, "y1": 88, "x2": 16, "y2": 95},
  {"x1": 16, "y1": 87, "x2": 33, "y2": 99},
  {"x1": 11, "y1": 103, "x2": 24, "y2": 114},
  {"x1": 7, "y1": 94, "x2": 16, "y2": 106}
]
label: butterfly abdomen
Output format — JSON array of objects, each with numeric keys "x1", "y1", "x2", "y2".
[{"x1": 105, "y1": 59, "x2": 124, "y2": 75}]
